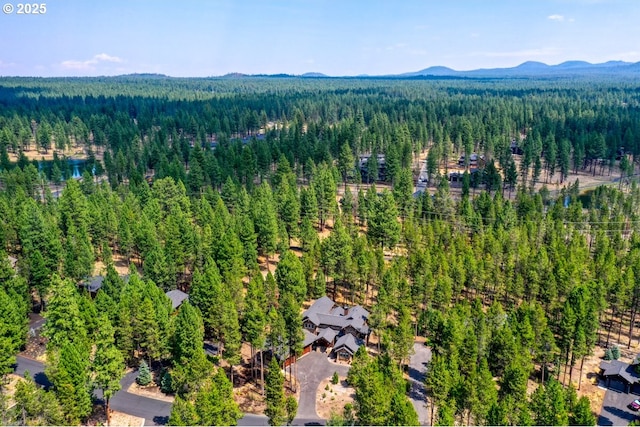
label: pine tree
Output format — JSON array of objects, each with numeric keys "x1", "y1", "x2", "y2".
[
  {"x1": 194, "y1": 369, "x2": 243, "y2": 426},
  {"x1": 243, "y1": 275, "x2": 267, "y2": 391},
  {"x1": 569, "y1": 396, "x2": 596, "y2": 426},
  {"x1": 286, "y1": 396, "x2": 298, "y2": 425},
  {"x1": 92, "y1": 314, "x2": 125, "y2": 425},
  {"x1": 169, "y1": 395, "x2": 198, "y2": 426},
  {"x1": 170, "y1": 302, "x2": 212, "y2": 395},
  {"x1": 337, "y1": 143, "x2": 355, "y2": 187},
  {"x1": 265, "y1": 358, "x2": 286, "y2": 426},
  {"x1": 311, "y1": 163, "x2": 338, "y2": 231},
  {"x1": 42, "y1": 274, "x2": 87, "y2": 350},
  {"x1": 13, "y1": 373, "x2": 65, "y2": 426},
  {"x1": 137, "y1": 360, "x2": 152, "y2": 386},
  {"x1": 276, "y1": 250, "x2": 307, "y2": 304},
  {"x1": 367, "y1": 190, "x2": 400, "y2": 249},
  {"x1": 0, "y1": 287, "x2": 28, "y2": 376},
  {"x1": 46, "y1": 341, "x2": 93, "y2": 424}
]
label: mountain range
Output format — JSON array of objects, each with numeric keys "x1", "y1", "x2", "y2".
[{"x1": 397, "y1": 60, "x2": 640, "y2": 78}]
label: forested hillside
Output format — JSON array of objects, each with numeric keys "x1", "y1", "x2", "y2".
[{"x1": 1, "y1": 75, "x2": 640, "y2": 425}]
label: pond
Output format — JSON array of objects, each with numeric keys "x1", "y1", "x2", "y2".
[{"x1": 37, "y1": 158, "x2": 94, "y2": 180}]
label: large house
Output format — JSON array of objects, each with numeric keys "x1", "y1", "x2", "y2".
[
  {"x1": 600, "y1": 357, "x2": 640, "y2": 394},
  {"x1": 301, "y1": 296, "x2": 370, "y2": 363}
]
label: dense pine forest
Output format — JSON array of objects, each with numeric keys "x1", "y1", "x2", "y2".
[{"x1": 2, "y1": 75, "x2": 640, "y2": 426}]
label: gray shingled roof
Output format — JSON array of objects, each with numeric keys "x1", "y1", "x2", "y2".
[
  {"x1": 317, "y1": 327, "x2": 338, "y2": 343},
  {"x1": 334, "y1": 333, "x2": 362, "y2": 355},
  {"x1": 302, "y1": 296, "x2": 335, "y2": 325},
  {"x1": 85, "y1": 276, "x2": 105, "y2": 292},
  {"x1": 166, "y1": 289, "x2": 189, "y2": 310},
  {"x1": 302, "y1": 330, "x2": 317, "y2": 347},
  {"x1": 346, "y1": 305, "x2": 370, "y2": 333},
  {"x1": 600, "y1": 360, "x2": 640, "y2": 385}
]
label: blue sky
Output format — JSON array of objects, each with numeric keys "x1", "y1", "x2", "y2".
[{"x1": 1, "y1": 0, "x2": 639, "y2": 77}]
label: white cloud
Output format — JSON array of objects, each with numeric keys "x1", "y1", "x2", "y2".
[
  {"x1": 93, "y1": 53, "x2": 123, "y2": 63},
  {"x1": 61, "y1": 53, "x2": 124, "y2": 71},
  {"x1": 548, "y1": 14, "x2": 565, "y2": 21},
  {"x1": 0, "y1": 60, "x2": 16, "y2": 68}
]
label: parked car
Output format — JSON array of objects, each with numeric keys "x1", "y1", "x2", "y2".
[{"x1": 628, "y1": 399, "x2": 640, "y2": 411}]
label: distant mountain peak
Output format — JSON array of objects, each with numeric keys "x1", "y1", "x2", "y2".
[
  {"x1": 400, "y1": 60, "x2": 640, "y2": 78},
  {"x1": 514, "y1": 61, "x2": 550, "y2": 69},
  {"x1": 301, "y1": 72, "x2": 328, "y2": 77}
]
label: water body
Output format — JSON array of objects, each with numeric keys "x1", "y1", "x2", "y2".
[{"x1": 37, "y1": 158, "x2": 91, "y2": 180}]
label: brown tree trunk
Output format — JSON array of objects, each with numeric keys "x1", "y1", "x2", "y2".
[
  {"x1": 618, "y1": 309, "x2": 624, "y2": 344},
  {"x1": 106, "y1": 397, "x2": 111, "y2": 426},
  {"x1": 578, "y1": 356, "x2": 585, "y2": 390},
  {"x1": 430, "y1": 398, "x2": 435, "y2": 426},
  {"x1": 630, "y1": 295, "x2": 638, "y2": 349},
  {"x1": 260, "y1": 350, "x2": 265, "y2": 395}
]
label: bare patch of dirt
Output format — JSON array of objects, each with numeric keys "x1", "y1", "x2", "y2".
[
  {"x1": 560, "y1": 347, "x2": 607, "y2": 416},
  {"x1": 93, "y1": 254, "x2": 133, "y2": 276},
  {"x1": 316, "y1": 377, "x2": 354, "y2": 419},
  {"x1": 89, "y1": 404, "x2": 145, "y2": 427},
  {"x1": 3, "y1": 373, "x2": 24, "y2": 407},
  {"x1": 234, "y1": 382, "x2": 266, "y2": 414},
  {"x1": 19, "y1": 334, "x2": 47, "y2": 362},
  {"x1": 127, "y1": 382, "x2": 175, "y2": 403}
]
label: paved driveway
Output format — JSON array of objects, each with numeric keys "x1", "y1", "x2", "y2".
[
  {"x1": 292, "y1": 351, "x2": 351, "y2": 421},
  {"x1": 598, "y1": 388, "x2": 639, "y2": 426},
  {"x1": 408, "y1": 342, "x2": 432, "y2": 426}
]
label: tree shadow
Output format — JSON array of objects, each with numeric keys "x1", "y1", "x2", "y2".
[
  {"x1": 601, "y1": 405, "x2": 636, "y2": 424},
  {"x1": 153, "y1": 415, "x2": 169, "y2": 425},
  {"x1": 408, "y1": 366, "x2": 425, "y2": 383},
  {"x1": 33, "y1": 371, "x2": 52, "y2": 389}
]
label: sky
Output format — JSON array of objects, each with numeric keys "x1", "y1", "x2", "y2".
[{"x1": 1, "y1": 0, "x2": 639, "y2": 77}]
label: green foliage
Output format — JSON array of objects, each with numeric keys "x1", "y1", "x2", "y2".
[
  {"x1": 275, "y1": 250, "x2": 307, "y2": 304},
  {"x1": 604, "y1": 348, "x2": 613, "y2": 360},
  {"x1": 42, "y1": 274, "x2": 88, "y2": 351},
  {"x1": 137, "y1": 360, "x2": 152, "y2": 386},
  {"x1": 12, "y1": 373, "x2": 65, "y2": 426},
  {"x1": 367, "y1": 190, "x2": 400, "y2": 249},
  {"x1": 92, "y1": 314, "x2": 125, "y2": 412},
  {"x1": 265, "y1": 357, "x2": 286, "y2": 426},
  {"x1": 285, "y1": 396, "x2": 298, "y2": 425},
  {"x1": 610, "y1": 345, "x2": 620, "y2": 360},
  {"x1": 170, "y1": 369, "x2": 243, "y2": 426},
  {"x1": 332, "y1": 371, "x2": 339, "y2": 385},
  {"x1": 349, "y1": 350, "x2": 418, "y2": 426},
  {"x1": 46, "y1": 341, "x2": 93, "y2": 424},
  {"x1": 569, "y1": 396, "x2": 596, "y2": 426},
  {"x1": 161, "y1": 368, "x2": 174, "y2": 394},
  {"x1": 0, "y1": 286, "x2": 28, "y2": 375}
]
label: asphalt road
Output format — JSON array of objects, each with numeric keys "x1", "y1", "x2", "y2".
[
  {"x1": 292, "y1": 351, "x2": 351, "y2": 421},
  {"x1": 408, "y1": 342, "x2": 432, "y2": 426},
  {"x1": 15, "y1": 355, "x2": 171, "y2": 426},
  {"x1": 598, "y1": 388, "x2": 639, "y2": 426}
]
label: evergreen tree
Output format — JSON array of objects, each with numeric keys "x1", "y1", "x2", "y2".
[
  {"x1": 276, "y1": 250, "x2": 307, "y2": 304},
  {"x1": 92, "y1": 314, "x2": 125, "y2": 425},
  {"x1": 46, "y1": 341, "x2": 93, "y2": 424},
  {"x1": 265, "y1": 358, "x2": 286, "y2": 426},
  {"x1": 286, "y1": 396, "x2": 298, "y2": 426},
  {"x1": 42, "y1": 274, "x2": 87, "y2": 350},
  {"x1": 367, "y1": 190, "x2": 400, "y2": 249},
  {"x1": 569, "y1": 396, "x2": 596, "y2": 426},
  {"x1": 12, "y1": 373, "x2": 65, "y2": 426},
  {"x1": 0, "y1": 287, "x2": 28, "y2": 376},
  {"x1": 137, "y1": 360, "x2": 152, "y2": 386}
]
